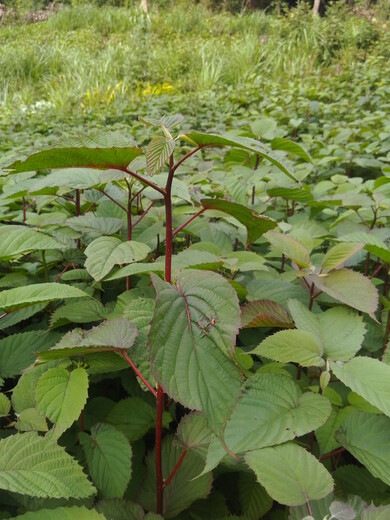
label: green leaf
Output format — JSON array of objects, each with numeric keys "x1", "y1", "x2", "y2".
[
  {"x1": 137, "y1": 435, "x2": 212, "y2": 518},
  {"x1": 0, "y1": 331, "x2": 60, "y2": 378},
  {"x1": 85, "y1": 237, "x2": 150, "y2": 281},
  {"x1": 80, "y1": 423, "x2": 131, "y2": 499},
  {"x1": 308, "y1": 269, "x2": 378, "y2": 317},
  {"x1": 0, "y1": 283, "x2": 91, "y2": 312},
  {"x1": 35, "y1": 367, "x2": 89, "y2": 440},
  {"x1": 66, "y1": 215, "x2": 124, "y2": 236},
  {"x1": 176, "y1": 412, "x2": 213, "y2": 459},
  {"x1": 15, "y1": 408, "x2": 48, "y2": 432},
  {"x1": 315, "y1": 406, "x2": 354, "y2": 455},
  {"x1": 252, "y1": 329, "x2": 324, "y2": 367},
  {"x1": 241, "y1": 300, "x2": 294, "y2": 328},
  {"x1": 95, "y1": 499, "x2": 144, "y2": 520},
  {"x1": 148, "y1": 270, "x2": 243, "y2": 435},
  {"x1": 0, "y1": 432, "x2": 95, "y2": 498},
  {"x1": 267, "y1": 185, "x2": 313, "y2": 203},
  {"x1": 0, "y1": 393, "x2": 10, "y2": 417},
  {"x1": 238, "y1": 472, "x2": 273, "y2": 520},
  {"x1": 6, "y1": 143, "x2": 141, "y2": 173},
  {"x1": 362, "y1": 504, "x2": 390, "y2": 519},
  {"x1": 334, "y1": 464, "x2": 389, "y2": 503},
  {"x1": 336, "y1": 411, "x2": 390, "y2": 486},
  {"x1": 14, "y1": 507, "x2": 105, "y2": 519},
  {"x1": 264, "y1": 231, "x2": 310, "y2": 267},
  {"x1": 288, "y1": 300, "x2": 366, "y2": 361},
  {"x1": 200, "y1": 199, "x2": 277, "y2": 244},
  {"x1": 180, "y1": 132, "x2": 298, "y2": 182},
  {"x1": 104, "y1": 398, "x2": 161, "y2": 442},
  {"x1": 146, "y1": 137, "x2": 175, "y2": 176},
  {"x1": 29, "y1": 167, "x2": 125, "y2": 191},
  {"x1": 0, "y1": 303, "x2": 48, "y2": 331},
  {"x1": 50, "y1": 299, "x2": 107, "y2": 328},
  {"x1": 321, "y1": 243, "x2": 364, "y2": 271},
  {"x1": 0, "y1": 225, "x2": 62, "y2": 260},
  {"x1": 245, "y1": 442, "x2": 333, "y2": 506},
  {"x1": 211, "y1": 373, "x2": 331, "y2": 457},
  {"x1": 270, "y1": 137, "x2": 312, "y2": 163},
  {"x1": 331, "y1": 357, "x2": 390, "y2": 418}
]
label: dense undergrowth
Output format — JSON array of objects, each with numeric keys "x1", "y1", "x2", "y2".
[{"x1": 0, "y1": 3, "x2": 390, "y2": 520}]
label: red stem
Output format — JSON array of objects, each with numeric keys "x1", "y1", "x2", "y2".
[
  {"x1": 155, "y1": 385, "x2": 164, "y2": 514},
  {"x1": 172, "y1": 208, "x2": 206, "y2": 238},
  {"x1": 99, "y1": 188, "x2": 127, "y2": 212},
  {"x1": 171, "y1": 145, "x2": 203, "y2": 174},
  {"x1": 132, "y1": 201, "x2": 155, "y2": 229},
  {"x1": 163, "y1": 450, "x2": 187, "y2": 489},
  {"x1": 54, "y1": 262, "x2": 70, "y2": 282},
  {"x1": 79, "y1": 412, "x2": 84, "y2": 432},
  {"x1": 121, "y1": 351, "x2": 157, "y2": 398},
  {"x1": 319, "y1": 446, "x2": 345, "y2": 461},
  {"x1": 123, "y1": 167, "x2": 166, "y2": 196}
]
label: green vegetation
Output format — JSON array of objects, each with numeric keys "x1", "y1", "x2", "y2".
[{"x1": 0, "y1": 3, "x2": 390, "y2": 520}]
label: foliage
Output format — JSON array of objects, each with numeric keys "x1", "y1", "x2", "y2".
[{"x1": 0, "y1": 107, "x2": 389, "y2": 520}]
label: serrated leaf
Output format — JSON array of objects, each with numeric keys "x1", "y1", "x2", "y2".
[
  {"x1": 0, "y1": 303, "x2": 48, "y2": 331},
  {"x1": 0, "y1": 283, "x2": 91, "y2": 312},
  {"x1": 6, "y1": 143, "x2": 141, "y2": 173},
  {"x1": 104, "y1": 397, "x2": 160, "y2": 441},
  {"x1": 315, "y1": 406, "x2": 354, "y2": 455},
  {"x1": 137, "y1": 435, "x2": 212, "y2": 518},
  {"x1": 321, "y1": 243, "x2": 364, "y2": 271},
  {"x1": 148, "y1": 270, "x2": 243, "y2": 435},
  {"x1": 267, "y1": 185, "x2": 313, "y2": 202},
  {"x1": 66, "y1": 215, "x2": 123, "y2": 236},
  {"x1": 331, "y1": 357, "x2": 390, "y2": 418},
  {"x1": 362, "y1": 504, "x2": 390, "y2": 519},
  {"x1": 288, "y1": 300, "x2": 366, "y2": 361},
  {"x1": 85, "y1": 237, "x2": 150, "y2": 281},
  {"x1": 207, "y1": 373, "x2": 331, "y2": 462},
  {"x1": 241, "y1": 300, "x2": 294, "y2": 328},
  {"x1": 333, "y1": 465, "x2": 388, "y2": 503},
  {"x1": 336, "y1": 411, "x2": 390, "y2": 486},
  {"x1": 308, "y1": 269, "x2": 378, "y2": 316},
  {"x1": 201, "y1": 199, "x2": 277, "y2": 244},
  {"x1": 35, "y1": 367, "x2": 89, "y2": 440},
  {"x1": 15, "y1": 408, "x2": 48, "y2": 432},
  {"x1": 146, "y1": 137, "x2": 175, "y2": 176},
  {"x1": 162, "y1": 114, "x2": 184, "y2": 130},
  {"x1": 50, "y1": 299, "x2": 107, "y2": 328},
  {"x1": 252, "y1": 329, "x2": 324, "y2": 367},
  {"x1": 95, "y1": 499, "x2": 144, "y2": 520},
  {"x1": 14, "y1": 507, "x2": 105, "y2": 519},
  {"x1": 29, "y1": 167, "x2": 125, "y2": 192},
  {"x1": 176, "y1": 412, "x2": 213, "y2": 458},
  {"x1": 264, "y1": 231, "x2": 310, "y2": 267},
  {"x1": 270, "y1": 137, "x2": 312, "y2": 162},
  {"x1": 0, "y1": 225, "x2": 62, "y2": 260},
  {"x1": 245, "y1": 442, "x2": 333, "y2": 506},
  {"x1": 180, "y1": 132, "x2": 298, "y2": 182},
  {"x1": 238, "y1": 472, "x2": 273, "y2": 520},
  {"x1": 0, "y1": 393, "x2": 10, "y2": 417},
  {"x1": 0, "y1": 432, "x2": 95, "y2": 498},
  {"x1": 80, "y1": 423, "x2": 131, "y2": 499},
  {"x1": 0, "y1": 331, "x2": 61, "y2": 378}
]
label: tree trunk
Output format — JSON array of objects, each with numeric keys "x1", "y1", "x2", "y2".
[
  {"x1": 312, "y1": 0, "x2": 321, "y2": 16},
  {"x1": 141, "y1": 0, "x2": 148, "y2": 13}
]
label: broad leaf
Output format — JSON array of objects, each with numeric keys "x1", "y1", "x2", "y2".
[
  {"x1": 148, "y1": 270, "x2": 243, "y2": 435},
  {"x1": 270, "y1": 137, "x2": 312, "y2": 162},
  {"x1": 66, "y1": 215, "x2": 123, "y2": 236},
  {"x1": 331, "y1": 357, "x2": 390, "y2": 418},
  {"x1": 29, "y1": 167, "x2": 125, "y2": 191},
  {"x1": 50, "y1": 299, "x2": 107, "y2": 328},
  {"x1": 362, "y1": 504, "x2": 390, "y2": 519},
  {"x1": 200, "y1": 199, "x2": 277, "y2": 244},
  {"x1": 14, "y1": 507, "x2": 105, "y2": 519},
  {"x1": 95, "y1": 499, "x2": 144, "y2": 520},
  {"x1": 245, "y1": 442, "x2": 333, "y2": 506},
  {"x1": 6, "y1": 143, "x2": 141, "y2": 173},
  {"x1": 251, "y1": 329, "x2": 324, "y2": 367},
  {"x1": 146, "y1": 136, "x2": 175, "y2": 176},
  {"x1": 137, "y1": 435, "x2": 212, "y2": 518},
  {"x1": 80, "y1": 423, "x2": 131, "y2": 499},
  {"x1": 180, "y1": 132, "x2": 298, "y2": 182},
  {"x1": 308, "y1": 269, "x2": 378, "y2": 317},
  {"x1": 0, "y1": 331, "x2": 60, "y2": 378},
  {"x1": 0, "y1": 393, "x2": 10, "y2": 417},
  {"x1": 205, "y1": 373, "x2": 331, "y2": 466},
  {"x1": 321, "y1": 243, "x2": 364, "y2": 271},
  {"x1": 267, "y1": 185, "x2": 313, "y2": 202},
  {"x1": 315, "y1": 406, "x2": 354, "y2": 455},
  {"x1": 237, "y1": 472, "x2": 273, "y2": 520},
  {"x1": 35, "y1": 366, "x2": 89, "y2": 440},
  {"x1": 241, "y1": 300, "x2": 294, "y2": 328},
  {"x1": 336, "y1": 411, "x2": 390, "y2": 486},
  {"x1": 264, "y1": 231, "x2": 310, "y2": 267},
  {"x1": 15, "y1": 408, "x2": 48, "y2": 432},
  {"x1": 0, "y1": 432, "x2": 95, "y2": 497},
  {"x1": 0, "y1": 283, "x2": 90, "y2": 312},
  {"x1": 85, "y1": 237, "x2": 150, "y2": 281},
  {"x1": 0, "y1": 225, "x2": 62, "y2": 260}
]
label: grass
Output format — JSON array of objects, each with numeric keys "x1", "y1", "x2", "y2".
[{"x1": 0, "y1": 1, "x2": 389, "y2": 157}]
